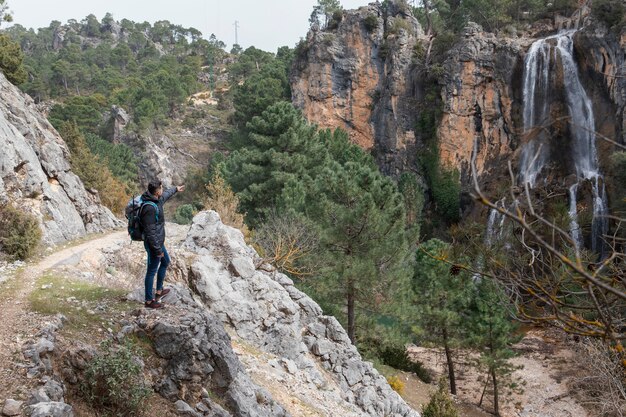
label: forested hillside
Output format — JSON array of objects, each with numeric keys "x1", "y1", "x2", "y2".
[{"x1": 0, "y1": 1, "x2": 625, "y2": 416}]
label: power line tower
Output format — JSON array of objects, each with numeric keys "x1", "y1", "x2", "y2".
[{"x1": 233, "y1": 20, "x2": 239, "y2": 45}]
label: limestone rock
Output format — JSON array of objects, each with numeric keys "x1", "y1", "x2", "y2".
[
  {"x1": 2, "y1": 399, "x2": 22, "y2": 416},
  {"x1": 183, "y1": 211, "x2": 420, "y2": 417},
  {"x1": 437, "y1": 28, "x2": 523, "y2": 178},
  {"x1": 291, "y1": 1, "x2": 422, "y2": 176},
  {"x1": 142, "y1": 286, "x2": 289, "y2": 417},
  {"x1": 26, "y1": 402, "x2": 73, "y2": 417},
  {"x1": 0, "y1": 72, "x2": 120, "y2": 246}
]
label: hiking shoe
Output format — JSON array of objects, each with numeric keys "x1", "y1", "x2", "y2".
[
  {"x1": 155, "y1": 288, "x2": 171, "y2": 301},
  {"x1": 145, "y1": 299, "x2": 164, "y2": 309}
]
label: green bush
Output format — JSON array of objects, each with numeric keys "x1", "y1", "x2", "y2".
[
  {"x1": 423, "y1": 378, "x2": 459, "y2": 417},
  {"x1": 0, "y1": 33, "x2": 27, "y2": 85},
  {"x1": 389, "y1": 18, "x2": 413, "y2": 35},
  {"x1": 173, "y1": 204, "x2": 196, "y2": 224},
  {"x1": 81, "y1": 339, "x2": 150, "y2": 416},
  {"x1": 364, "y1": 15, "x2": 379, "y2": 32},
  {"x1": 380, "y1": 344, "x2": 432, "y2": 383},
  {"x1": 0, "y1": 204, "x2": 41, "y2": 260},
  {"x1": 592, "y1": 0, "x2": 625, "y2": 30}
]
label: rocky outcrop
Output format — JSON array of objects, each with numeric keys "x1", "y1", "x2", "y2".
[
  {"x1": 575, "y1": 23, "x2": 625, "y2": 152},
  {"x1": 291, "y1": 0, "x2": 423, "y2": 176},
  {"x1": 438, "y1": 24, "x2": 524, "y2": 179},
  {"x1": 182, "y1": 211, "x2": 420, "y2": 417},
  {"x1": 88, "y1": 213, "x2": 419, "y2": 416},
  {"x1": 0, "y1": 72, "x2": 120, "y2": 245},
  {"x1": 291, "y1": 3, "x2": 626, "y2": 199}
]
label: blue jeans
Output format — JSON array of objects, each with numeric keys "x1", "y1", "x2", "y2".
[{"x1": 144, "y1": 241, "x2": 170, "y2": 302}]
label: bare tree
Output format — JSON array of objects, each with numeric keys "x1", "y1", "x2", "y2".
[{"x1": 464, "y1": 129, "x2": 626, "y2": 344}]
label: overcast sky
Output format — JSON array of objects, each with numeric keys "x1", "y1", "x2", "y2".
[{"x1": 6, "y1": 0, "x2": 371, "y2": 52}]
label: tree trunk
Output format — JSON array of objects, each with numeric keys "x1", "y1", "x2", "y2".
[
  {"x1": 443, "y1": 327, "x2": 457, "y2": 395},
  {"x1": 347, "y1": 284, "x2": 356, "y2": 344},
  {"x1": 478, "y1": 372, "x2": 490, "y2": 407},
  {"x1": 491, "y1": 367, "x2": 500, "y2": 416}
]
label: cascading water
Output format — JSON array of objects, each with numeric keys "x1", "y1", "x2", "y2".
[
  {"x1": 485, "y1": 198, "x2": 506, "y2": 246},
  {"x1": 520, "y1": 31, "x2": 609, "y2": 256},
  {"x1": 568, "y1": 184, "x2": 582, "y2": 250},
  {"x1": 520, "y1": 36, "x2": 554, "y2": 186}
]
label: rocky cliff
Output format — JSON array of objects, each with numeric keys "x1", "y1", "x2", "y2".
[
  {"x1": 0, "y1": 72, "x2": 119, "y2": 245},
  {"x1": 23, "y1": 214, "x2": 420, "y2": 417},
  {"x1": 291, "y1": 1, "x2": 422, "y2": 176},
  {"x1": 291, "y1": 3, "x2": 625, "y2": 195}
]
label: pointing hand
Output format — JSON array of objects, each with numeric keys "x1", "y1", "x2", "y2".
[{"x1": 177, "y1": 185, "x2": 186, "y2": 192}]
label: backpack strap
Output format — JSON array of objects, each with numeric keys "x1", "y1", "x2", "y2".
[{"x1": 140, "y1": 201, "x2": 159, "y2": 222}]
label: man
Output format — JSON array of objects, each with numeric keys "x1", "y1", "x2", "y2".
[{"x1": 140, "y1": 179, "x2": 185, "y2": 308}]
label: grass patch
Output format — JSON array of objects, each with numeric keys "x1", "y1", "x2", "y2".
[
  {"x1": 29, "y1": 273, "x2": 129, "y2": 333},
  {"x1": 0, "y1": 267, "x2": 25, "y2": 297}
]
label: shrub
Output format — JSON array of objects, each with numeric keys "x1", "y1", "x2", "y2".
[
  {"x1": 423, "y1": 378, "x2": 459, "y2": 417},
  {"x1": 173, "y1": 204, "x2": 195, "y2": 224},
  {"x1": 81, "y1": 339, "x2": 150, "y2": 416},
  {"x1": 387, "y1": 375, "x2": 405, "y2": 394},
  {"x1": 377, "y1": 343, "x2": 432, "y2": 383},
  {"x1": 364, "y1": 14, "x2": 379, "y2": 32},
  {"x1": 204, "y1": 171, "x2": 249, "y2": 235},
  {"x1": 0, "y1": 204, "x2": 42, "y2": 260},
  {"x1": 0, "y1": 34, "x2": 27, "y2": 85},
  {"x1": 389, "y1": 18, "x2": 413, "y2": 35},
  {"x1": 327, "y1": 10, "x2": 343, "y2": 30},
  {"x1": 592, "y1": 0, "x2": 625, "y2": 30}
]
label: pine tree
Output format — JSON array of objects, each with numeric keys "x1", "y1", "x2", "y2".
[
  {"x1": 223, "y1": 102, "x2": 326, "y2": 225},
  {"x1": 412, "y1": 239, "x2": 473, "y2": 395},
  {"x1": 0, "y1": 34, "x2": 27, "y2": 85},
  {"x1": 303, "y1": 159, "x2": 411, "y2": 343},
  {"x1": 423, "y1": 378, "x2": 459, "y2": 417},
  {"x1": 468, "y1": 279, "x2": 521, "y2": 417}
]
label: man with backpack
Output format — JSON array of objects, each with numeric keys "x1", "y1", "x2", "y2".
[{"x1": 139, "y1": 179, "x2": 184, "y2": 308}]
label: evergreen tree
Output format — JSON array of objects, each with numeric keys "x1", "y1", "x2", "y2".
[
  {"x1": 412, "y1": 238, "x2": 473, "y2": 395},
  {"x1": 310, "y1": 0, "x2": 343, "y2": 29},
  {"x1": 232, "y1": 62, "x2": 290, "y2": 129},
  {"x1": 468, "y1": 279, "x2": 521, "y2": 417},
  {"x1": 58, "y1": 122, "x2": 129, "y2": 214},
  {"x1": 0, "y1": 0, "x2": 12, "y2": 26},
  {"x1": 423, "y1": 378, "x2": 459, "y2": 417},
  {"x1": 223, "y1": 102, "x2": 325, "y2": 224},
  {"x1": 0, "y1": 33, "x2": 27, "y2": 85},
  {"x1": 302, "y1": 159, "x2": 411, "y2": 343}
]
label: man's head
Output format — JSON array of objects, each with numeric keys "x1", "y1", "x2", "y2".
[{"x1": 148, "y1": 179, "x2": 163, "y2": 197}]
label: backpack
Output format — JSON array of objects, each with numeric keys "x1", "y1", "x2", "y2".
[{"x1": 125, "y1": 196, "x2": 158, "y2": 241}]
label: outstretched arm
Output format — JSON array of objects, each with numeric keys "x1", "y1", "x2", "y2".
[{"x1": 161, "y1": 185, "x2": 183, "y2": 203}]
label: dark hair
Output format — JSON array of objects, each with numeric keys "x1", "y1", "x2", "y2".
[{"x1": 148, "y1": 179, "x2": 162, "y2": 194}]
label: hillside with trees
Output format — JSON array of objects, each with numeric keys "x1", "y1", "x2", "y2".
[{"x1": 0, "y1": 0, "x2": 624, "y2": 416}]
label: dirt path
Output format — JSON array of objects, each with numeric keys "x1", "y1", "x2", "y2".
[{"x1": 0, "y1": 230, "x2": 126, "y2": 400}]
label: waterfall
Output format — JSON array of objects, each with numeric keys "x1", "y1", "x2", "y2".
[
  {"x1": 485, "y1": 199, "x2": 506, "y2": 246},
  {"x1": 591, "y1": 180, "x2": 609, "y2": 256},
  {"x1": 520, "y1": 31, "x2": 609, "y2": 255},
  {"x1": 558, "y1": 35, "x2": 599, "y2": 179},
  {"x1": 520, "y1": 35, "x2": 556, "y2": 186},
  {"x1": 568, "y1": 184, "x2": 582, "y2": 250}
]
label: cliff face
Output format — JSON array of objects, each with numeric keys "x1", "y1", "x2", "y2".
[
  {"x1": 575, "y1": 24, "x2": 625, "y2": 154},
  {"x1": 437, "y1": 24, "x2": 524, "y2": 180},
  {"x1": 0, "y1": 72, "x2": 119, "y2": 245},
  {"x1": 291, "y1": 1, "x2": 422, "y2": 176},
  {"x1": 292, "y1": 7, "x2": 625, "y2": 204}
]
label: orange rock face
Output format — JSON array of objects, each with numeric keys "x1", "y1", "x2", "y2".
[
  {"x1": 291, "y1": 2, "x2": 423, "y2": 175},
  {"x1": 292, "y1": 33, "x2": 377, "y2": 150},
  {"x1": 438, "y1": 58, "x2": 516, "y2": 176}
]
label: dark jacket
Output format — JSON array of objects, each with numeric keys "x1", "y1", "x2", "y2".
[{"x1": 140, "y1": 187, "x2": 177, "y2": 256}]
